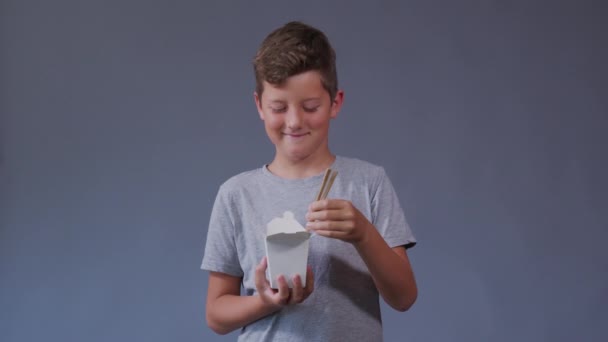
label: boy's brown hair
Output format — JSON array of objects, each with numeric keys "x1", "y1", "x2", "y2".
[{"x1": 253, "y1": 21, "x2": 338, "y2": 101}]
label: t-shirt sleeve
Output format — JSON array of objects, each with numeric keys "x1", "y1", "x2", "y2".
[
  {"x1": 200, "y1": 185, "x2": 244, "y2": 277},
  {"x1": 371, "y1": 167, "x2": 417, "y2": 249}
]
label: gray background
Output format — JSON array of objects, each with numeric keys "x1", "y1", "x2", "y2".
[{"x1": 1, "y1": 0, "x2": 606, "y2": 341}]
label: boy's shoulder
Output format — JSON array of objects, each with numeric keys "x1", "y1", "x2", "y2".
[
  {"x1": 337, "y1": 155, "x2": 384, "y2": 172},
  {"x1": 335, "y1": 155, "x2": 387, "y2": 180},
  {"x1": 218, "y1": 166, "x2": 264, "y2": 193}
]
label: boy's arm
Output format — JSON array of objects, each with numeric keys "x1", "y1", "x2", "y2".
[
  {"x1": 206, "y1": 258, "x2": 315, "y2": 335},
  {"x1": 306, "y1": 199, "x2": 417, "y2": 312},
  {"x1": 353, "y1": 227, "x2": 417, "y2": 312},
  {"x1": 205, "y1": 272, "x2": 278, "y2": 335}
]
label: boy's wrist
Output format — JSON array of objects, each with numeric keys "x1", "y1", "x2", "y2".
[
  {"x1": 256, "y1": 293, "x2": 282, "y2": 314},
  {"x1": 353, "y1": 222, "x2": 375, "y2": 247}
]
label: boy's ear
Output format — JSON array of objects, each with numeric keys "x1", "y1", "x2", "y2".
[
  {"x1": 330, "y1": 90, "x2": 344, "y2": 119},
  {"x1": 254, "y1": 92, "x2": 264, "y2": 120}
]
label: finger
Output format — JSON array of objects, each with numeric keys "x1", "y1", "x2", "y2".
[
  {"x1": 303, "y1": 266, "x2": 314, "y2": 298},
  {"x1": 305, "y1": 208, "x2": 349, "y2": 222},
  {"x1": 255, "y1": 257, "x2": 270, "y2": 290},
  {"x1": 306, "y1": 220, "x2": 351, "y2": 231},
  {"x1": 311, "y1": 230, "x2": 350, "y2": 240},
  {"x1": 309, "y1": 199, "x2": 346, "y2": 212},
  {"x1": 276, "y1": 275, "x2": 290, "y2": 305},
  {"x1": 289, "y1": 274, "x2": 304, "y2": 304}
]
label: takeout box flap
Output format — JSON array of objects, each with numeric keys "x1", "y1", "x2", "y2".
[{"x1": 266, "y1": 211, "x2": 307, "y2": 236}]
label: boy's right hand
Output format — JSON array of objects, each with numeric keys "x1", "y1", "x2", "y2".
[{"x1": 254, "y1": 256, "x2": 314, "y2": 309}]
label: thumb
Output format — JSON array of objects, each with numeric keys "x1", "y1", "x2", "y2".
[{"x1": 255, "y1": 256, "x2": 269, "y2": 290}]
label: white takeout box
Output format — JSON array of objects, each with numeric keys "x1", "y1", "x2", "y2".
[{"x1": 265, "y1": 211, "x2": 311, "y2": 289}]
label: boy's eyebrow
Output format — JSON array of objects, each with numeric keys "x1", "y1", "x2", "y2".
[{"x1": 267, "y1": 98, "x2": 321, "y2": 105}]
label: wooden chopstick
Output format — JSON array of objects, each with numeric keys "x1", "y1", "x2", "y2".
[
  {"x1": 316, "y1": 168, "x2": 338, "y2": 201},
  {"x1": 316, "y1": 169, "x2": 332, "y2": 201},
  {"x1": 321, "y1": 170, "x2": 338, "y2": 200}
]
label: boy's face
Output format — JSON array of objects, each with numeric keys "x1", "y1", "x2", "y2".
[{"x1": 255, "y1": 70, "x2": 343, "y2": 164}]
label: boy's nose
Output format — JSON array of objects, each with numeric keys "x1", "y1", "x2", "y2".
[{"x1": 285, "y1": 109, "x2": 303, "y2": 129}]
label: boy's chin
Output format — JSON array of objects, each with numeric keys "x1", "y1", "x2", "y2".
[
  {"x1": 277, "y1": 148, "x2": 311, "y2": 161},
  {"x1": 277, "y1": 147, "x2": 327, "y2": 163}
]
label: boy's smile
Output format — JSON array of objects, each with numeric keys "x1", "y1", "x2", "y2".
[
  {"x1": 282, "y1": 132, "x2": 310, "y2": 141},
  {"x1": 255, "y1": 70, "x2": 344, "y2": 171}
]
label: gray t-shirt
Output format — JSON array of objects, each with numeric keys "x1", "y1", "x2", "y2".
[{"x1": 201, "y1": 156, "x2": 416, "y2": 342}]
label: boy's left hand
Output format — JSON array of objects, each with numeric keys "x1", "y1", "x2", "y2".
[{"x1": 305, "y1": 199, "x2": 372, "y2": 244}]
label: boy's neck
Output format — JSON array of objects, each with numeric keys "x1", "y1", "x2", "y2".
[{"x1": 267, "y1": 153, "x2": 336, "y2": 179}]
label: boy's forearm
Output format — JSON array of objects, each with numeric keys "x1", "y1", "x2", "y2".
[
  {"x1": 353, "y1": 225, "x2": 417, "y2": 312},
  {"x1": 207, "y1": 293, "x2": 279, "y2": 335}
]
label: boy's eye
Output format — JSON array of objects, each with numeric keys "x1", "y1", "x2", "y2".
[
  {"x1": 270, "y1": 107, "x2": 287, "y2": 113},
  {"x1": 303, "y1": 106, "x2": 319, "y2": 113}
]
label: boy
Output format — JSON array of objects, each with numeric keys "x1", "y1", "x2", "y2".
[{"x1": 201, "y1": 21, "x2": 417, "y2": 341}]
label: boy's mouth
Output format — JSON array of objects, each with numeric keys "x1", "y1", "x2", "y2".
[{"x1": 282, "y1": 132, "x2": 310, "y2": 138}]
